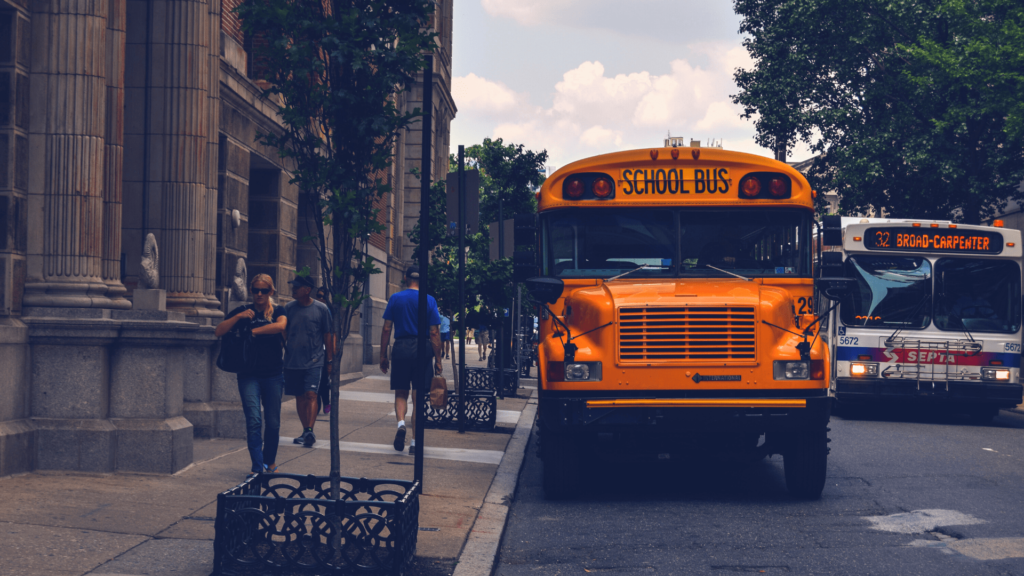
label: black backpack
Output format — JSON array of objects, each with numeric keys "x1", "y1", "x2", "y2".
[{"x1": 216, "y1": 312, "x2": 255, "y2": 373}]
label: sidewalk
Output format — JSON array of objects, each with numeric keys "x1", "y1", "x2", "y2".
[{"x1": 0, "y1": 344, "x2": 535, "y2": 576}]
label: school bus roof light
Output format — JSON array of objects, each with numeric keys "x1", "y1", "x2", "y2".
[
  {"x1": 994, "y1": 220, "x2": 1004, "y2": 227},
  {"x1": 650, "y1": 149, "x2": 659, "y2": 161},
  {"x1": 671, "y1": 148, "x2": 680, "y2": 160},
  {"x1": 769, "y1": 178, "x2": 788, "y2": 198},
  {"x1": 740, "y1": 176, "x2": 761, "y2": 198},
  {"x1": 565, "y1": 178, "x2": 585, "y2": 199},
  {"x1": 592, "y1": 178, "x2": 613, "y2": 198}
]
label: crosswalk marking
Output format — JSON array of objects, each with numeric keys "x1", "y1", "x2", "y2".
[{"x1": 279, "y1": 438, "x2": 503, "y2": 465}]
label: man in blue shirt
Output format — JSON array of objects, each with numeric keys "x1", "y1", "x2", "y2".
[
  {"x1": 379, "y1": 266, "x2": 443, "y2": 455},
  {"x1": 440, "y1": 313, "x2": 452, "y2": 359}
]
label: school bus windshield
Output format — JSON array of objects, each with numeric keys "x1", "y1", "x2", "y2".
[{"x1": 542, "y1": 208, "x2": 812, "y2": 279}]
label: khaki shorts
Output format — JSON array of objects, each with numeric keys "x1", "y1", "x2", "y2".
[{"x1": 477, "y1": 330, "x2": 489, "y2": 346}]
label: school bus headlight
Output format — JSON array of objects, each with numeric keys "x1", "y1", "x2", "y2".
[
  {"x1": 565, "y1": 362, "x2": 602, "y2": 381},
  {"x1": 773, "y1": 361, "x2": 809, "y2": 380},
  {"x1": 981, "y1": 367, "x2": 1010, "y2": 381},
  {"x1": 850, "y1": 362, "x2": 878, "y2": 377}
]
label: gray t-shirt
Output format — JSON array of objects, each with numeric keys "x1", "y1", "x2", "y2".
[{"x1": 283, "y1": 299, "x2": 333, "y2": 369}]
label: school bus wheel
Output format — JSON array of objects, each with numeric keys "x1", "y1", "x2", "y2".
[
  {"x1": 541, "y1": 427, "x2": 579, "y2": 500},
  {"x1": 782, "y1": 424, "x2": 829, "y2": 500}
]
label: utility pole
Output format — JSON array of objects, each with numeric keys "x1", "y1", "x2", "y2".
[
  {"x1": 414, "y1": 55, "x2": 433, "y2": 486},
  {"x1": 457, "y1": 146, "x2": 467, "y2": 433}
]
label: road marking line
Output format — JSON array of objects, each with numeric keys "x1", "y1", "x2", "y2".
[
  {"x1": 279, "y1": 438, "x2": 503, "y2": 465},
  {"x1": 866, "y1": 509, "x2": 986, "y2": 534},
  {"x1": 386, "y1": 409, "x2": 520, "y2": 424}
]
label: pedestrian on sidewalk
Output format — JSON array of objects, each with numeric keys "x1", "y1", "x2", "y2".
[
  {"x1": 215, "y1": 273, "x2": 287, "y2": 477},
  {"x1": 477, "y1": 313, "x2": 491, "y2": 362},
  {"x1": 284, "y1": 275, "x2": 334, "y2": 448},
  {"x1": 315, "y1": 287, "x2": 338, "y2": 415},
  {"x1": 379, "y1": 266, "x2": 443, "y2": 455},
  {"x1": 440, "y1": 312, "x2": 452, "y2": 359}
]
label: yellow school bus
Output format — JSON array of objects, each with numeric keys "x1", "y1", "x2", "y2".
[{"x1": 521, "y1": 147, "x2": 832, "y2": 499}]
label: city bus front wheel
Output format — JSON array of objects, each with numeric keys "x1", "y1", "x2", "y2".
[{"x1": 783, "y1": 425, "x2": 830, "y2": 500}]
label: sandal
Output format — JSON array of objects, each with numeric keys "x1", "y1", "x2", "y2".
[{"x1": 264, "y1": 464, "x2": 279, "y2": 474}]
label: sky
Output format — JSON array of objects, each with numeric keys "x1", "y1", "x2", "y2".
[{"x1": 449, "y1": 0, "x2": 813, "y2": 172}]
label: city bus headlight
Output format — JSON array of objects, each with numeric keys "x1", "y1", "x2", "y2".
[
  {"x1": 773, "y1": 361, "x2": 809, "y2": 380},
  {"x1": 565, "y1": 362, "x2": 602, "y2": 381},
  {"x1": 850, "y1": 362, "x2": 878, "y2": 377},
  {"x1": 981, "y1": 367, "x2": 1011, "y2": 381}
]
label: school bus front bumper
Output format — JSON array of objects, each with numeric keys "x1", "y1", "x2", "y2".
[{"x1": 540, "y1": 390, "x2": 832, "y2": 433}]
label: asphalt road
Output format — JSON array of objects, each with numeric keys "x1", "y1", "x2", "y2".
[{"x1": 496, "y1": 406, "x2": 1024, "y2": 575}]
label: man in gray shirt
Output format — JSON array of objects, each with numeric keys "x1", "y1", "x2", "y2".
[{"x1": 284, "y1": 275, "x2": 334, "y2": 447}]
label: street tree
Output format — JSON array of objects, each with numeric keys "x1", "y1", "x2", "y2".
[
  {"x1": 733, "y1": 0, "x2": 1024, "y2": 223},
  {"x1": 236, "y1": 0, "x2": 436, "y2": 496}
]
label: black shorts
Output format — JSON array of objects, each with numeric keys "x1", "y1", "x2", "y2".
[
  {"x1": 284, "y1": 367, "x2": 322, "y2": 396},
  {"x1": 390, "y1": 338, "x2": 432, "y2": 391}
]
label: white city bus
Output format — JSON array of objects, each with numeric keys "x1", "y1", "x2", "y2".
[{"x1": 822, "y1": 218, "x2": 1023, "y2": 420}]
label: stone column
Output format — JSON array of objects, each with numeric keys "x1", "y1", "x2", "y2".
[
  {"x1": 102, "y1": 0, "x2": 130, "y2": 307},
  {"x1": 203, "y1": 0, "x2": 223, "y2": 314},
  {"x1": 146, "y1": 0, "x2": 218, "y2": 320},
  {"x1": 23, "y1": 0, "x2": 126, "y2": 309}
]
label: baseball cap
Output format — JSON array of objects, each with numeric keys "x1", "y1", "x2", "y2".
[
  {"x1": 405, "y1": 266, "x2": 420, "y2": 279},
  {"x1": 288, "y1": 275, "x2": 315, "y2": 289}
]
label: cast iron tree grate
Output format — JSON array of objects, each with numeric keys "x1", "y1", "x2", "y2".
[
  {"x1": 421, "y1": 389, "x2": 497, "y2": 430},
  {"x1": 465, "y1": 367, "x2": 518, "y2": 397},
  {"x1": 213, "y1": 473, "x2": 419, "y2": 575}
]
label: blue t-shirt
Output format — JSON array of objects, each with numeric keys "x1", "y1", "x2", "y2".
[
  {"x1": 383, "y1": 289, "x2": 442, "y2": 339},
  {"x1": 440, "y1": 316, "x2": 451, "y2": 333}
]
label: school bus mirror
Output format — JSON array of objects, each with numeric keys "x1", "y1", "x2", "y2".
[
  {"x1": 815, "y1": 277, "x2": 855, "y2": 301},
  {"x1": 525, "y1": 276, "x2": 565, "y2": 304},
  {"x1": 513, "y1": 251, "x2": 537, "y2": 283},
  {"x1": 822, "y1": 215, "x2": 843, "y2": 246}
]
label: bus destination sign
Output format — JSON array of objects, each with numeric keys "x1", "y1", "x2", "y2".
[{"x1": 863, "y1": 227, "x2": 1003, "y2": 254}]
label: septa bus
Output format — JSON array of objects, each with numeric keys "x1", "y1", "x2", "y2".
[
  {"x1": 515, "y1": 147, "x2": 838, "y2": 500},
  {"x1": 820, "y1": 217, "x2": 1023, "y2": 420}
]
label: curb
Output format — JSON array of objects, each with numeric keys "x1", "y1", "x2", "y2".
[
  {"x1": 1007, "y1": 406, "x2": 1024, "y2": 415},
  {"x1": 452, "y1": 389, "x2": 538, "y2": 576}
]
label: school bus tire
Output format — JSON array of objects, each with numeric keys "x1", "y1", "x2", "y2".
[
  {"x1": 541, "y1": 428, "x2": 578, "y2": 500},
  {"x1": 783, "y1": 425, "x2": 829, "y2": 500}
]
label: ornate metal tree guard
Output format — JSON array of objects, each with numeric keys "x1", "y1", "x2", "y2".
[
  {"x1": 213, "y1": 473, "x2": 420, "y2": 575},
  {"x1": 465, "y1": 367, "x2": 519, "y2": 397},
  {"x1": 422, "y1": 389, "x2": 497, "y2": 430}
]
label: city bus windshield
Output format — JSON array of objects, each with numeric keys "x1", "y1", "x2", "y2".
[
  {"x1": 542, "y1": 208, "x2": 812, "y2": 278},
  {"x1": 934, "y1": 258, "x2": 1021, "y2": 334},
  {"x1": 840, "y1": 256, "x2": 932, "y2": 328}
]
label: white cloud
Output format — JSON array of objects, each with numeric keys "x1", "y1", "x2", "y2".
[
  {"x1": 457, "y1": 45, "x2": 771, "y2": 166},
  {"x1": 480, "y1": 0, "x2": 577, "y2": 25},
  {"x1": 579, "y1": 125, "x2": 624, "y2": 148},
  {"x1": 452, "y1": 73, "x2": 520, "y2": 113}
]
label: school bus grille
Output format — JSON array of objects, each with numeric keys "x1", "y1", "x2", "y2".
[{"x1": 618, "y1": 306, "x2": 757, "y2": 363}]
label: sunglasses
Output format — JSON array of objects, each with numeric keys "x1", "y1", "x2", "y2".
[{"x1": 252, "y1": 288, "x2": 272, "y2": 295}]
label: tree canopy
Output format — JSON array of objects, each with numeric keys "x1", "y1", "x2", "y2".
[
  {"x1": 411, "y1": 138, "x2": 547, "y2": 321},
  {"x1": 733, "y1": 0, "x2": 1024, "y2": 223},
  {"x1": 236, "y1": 0, "x2": 436, "y2": 493}
]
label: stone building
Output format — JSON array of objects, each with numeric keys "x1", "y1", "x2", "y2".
[{"x1": 0, "y1": 0, "x2": 454, "y2": 477}]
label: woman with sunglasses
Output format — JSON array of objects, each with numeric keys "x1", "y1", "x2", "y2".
[{"x1": 215, "y1": 273, "x2": 288, "y2": 478}]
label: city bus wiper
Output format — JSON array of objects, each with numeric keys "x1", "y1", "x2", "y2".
[
  {"x1": 888, "y1": 297, "x2": 931, "y2": 342},
  {"x1": 704, "y1": 264, "x2": 752, "y2": 281}
]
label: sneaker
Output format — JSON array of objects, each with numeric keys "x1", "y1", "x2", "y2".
[
  {"x1": 393, "y1": 424, "x2": 407, "y2": 451},
  {"x1": 324, "y1": 404, "x2": 331, "y2": 414},
  {"x1": 408, "y1": 444, "x2": 417, "y2": 456},
  {"x1": 293, "y1": 431, "x2": 307, "y2": 444},
  {"x1": 303, "y1": 431, "x2": 316, "y2": 447}
]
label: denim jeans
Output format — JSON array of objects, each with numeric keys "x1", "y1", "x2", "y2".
[{"x1": 237, "y1": 373, "x2": 285, "y2": 473}]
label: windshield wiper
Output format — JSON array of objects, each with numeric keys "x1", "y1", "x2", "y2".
[
  {"x1": 703, "y1": 264, "x2": 752, "y2": 281},
  {"x1": 887, "y1": 297, "x2": 930, "y2": 341},
  {"x1": 605, "y1": 264, "x2": 669, "y2": 282}
]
